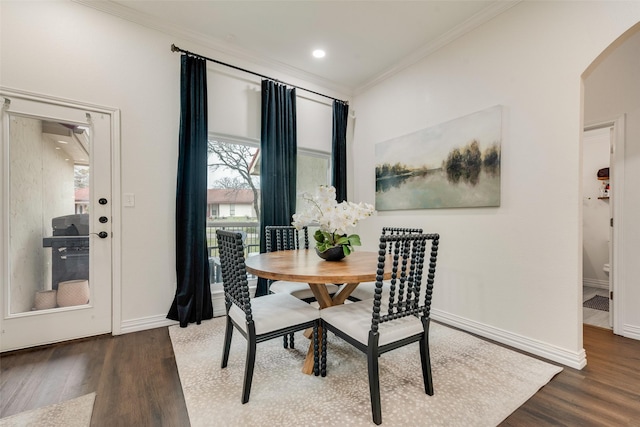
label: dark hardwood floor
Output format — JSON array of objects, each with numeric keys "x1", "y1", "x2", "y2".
[
  {"x1": 503, "y1": 325, "x2": 640, "y2": 426},
  {"x1": 1, "y1": 324, "x2": 639, "y2": 426},
  {"x1": 0, "y1": 328, "x2": 190, "y2": 426}
]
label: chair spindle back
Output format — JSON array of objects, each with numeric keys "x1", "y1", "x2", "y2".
[
  {"x1": 371, "y1": 233, "x2": 439, "y2": 333},
  {"x1": 216, "y1": 230, "x2": 253, "y2": 321},
  {"x1": 381, "y1": 227, "x2": 423, "y2": 253},
  {"x1": 265, "y1": 225, "x2": 309, "y2": 252}
]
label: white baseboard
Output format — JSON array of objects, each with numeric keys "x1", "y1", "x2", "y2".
[
  {"x1": 118, "y1": 282, "x2": 257, "y2": 334},
  {"x1": 431, "y1": 309, "x2": 587, "y2": 370},
  {"x1": 119, "y1": 290, "x2": 592, "y2": 369},
  {"x1": 583, "y1": 278, "x2": 609, "y2": 289},
  {"x1": 120, "y1": 315, "x2": 178, "y2": 334},
  {"x1": 622, "y1": 324, "x2": 640, "y2": 341}
]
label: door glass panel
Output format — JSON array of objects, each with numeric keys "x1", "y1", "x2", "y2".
[{"x1": 8, "y1": 114, "x2": 91, "y2": 314}]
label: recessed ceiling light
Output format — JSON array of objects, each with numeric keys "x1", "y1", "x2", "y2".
[
  {"x1": 312, "y1": 49, "x2": 326, "y2": 59},
  {"x1": 57, "y1": 140, "x2": 68, "y2": 144}
]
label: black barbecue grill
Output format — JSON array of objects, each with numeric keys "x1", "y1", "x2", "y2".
[{"x1": 42, "y1": 214, "x2": 89, "y2": 290}]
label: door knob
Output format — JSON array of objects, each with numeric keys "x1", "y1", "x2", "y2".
[
  {"x1": 99, "y1": 216, "x2": 108, "y2": 223},
  {"x1": 98, "y1": 231, "x2": 108, "y2": 239},
  {"x1": 98, "y1": 198, "x2": 108, "y2": 205}
]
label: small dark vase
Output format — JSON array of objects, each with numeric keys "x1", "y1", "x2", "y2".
[{"x1": 315, "y1": 246, "x2": 346, "y2": 261}]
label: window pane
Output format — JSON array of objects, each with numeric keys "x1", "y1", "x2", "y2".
[
  {"x1": 206, "y1": 139, "x2": 259, "y2": 222},
  {"x1": 204, "y1": 137, "x2": 330, "y2": 283},
  {"x1": 206, "y1": 139, "x2": 260, "y2": 283},
  {"x1": 296, "y1": 153, "x2": 330, "y2": 213},
  {"x1": 296, "y1": 152, "x2": 330, "y2": 242}
]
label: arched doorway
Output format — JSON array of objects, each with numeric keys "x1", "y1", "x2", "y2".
[{"x1": 582, "y1": 22, "x2": 640, "y2": 339}]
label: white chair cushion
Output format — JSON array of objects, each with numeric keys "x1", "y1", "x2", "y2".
[
  {"x1": 349, "y1": 280, "x2": 427, "y2": 302},
  {"x1": 349, "y1": 281, "x2": 396, "y2": 301},
  {"x1": 270, "y1": 281, "x2": 339, "y2": 300},
  {"x1": 320, "y1": 298, "x2": 423, "y2": 347},
  {"x1": 229, "y1": 293, "x2": 319, "y2": 335},
  {"x1": 348, "y1": 281, "x2": 377, "y2": 301}
]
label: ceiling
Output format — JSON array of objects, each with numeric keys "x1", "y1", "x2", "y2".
[
  {"x1": 42, "y1": 121, "x2": 90, "y2": 165},
  {"x1": 80, "y1": 1, "x2": 517, "y2": 94}
]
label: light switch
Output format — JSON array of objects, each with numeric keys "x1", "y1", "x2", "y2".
[{"x1": 123, "y1": 193, "x2": 135, "y2": 207}]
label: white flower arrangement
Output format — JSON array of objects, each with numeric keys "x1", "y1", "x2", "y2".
[{"x1": 292, "y1": 186, "x2": 375, "y2": 255}]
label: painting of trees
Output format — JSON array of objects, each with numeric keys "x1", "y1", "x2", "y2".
[
  {"x1": 374, "y1": 105, "x2": 502, "y2": 209},
  {"x1": 443, "y1": 139, "x2": 496, "y2": 186}
]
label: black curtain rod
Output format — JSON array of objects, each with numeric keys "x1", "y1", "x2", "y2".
[{"x1": 171, "y1": 44, "x2": 347, "y2": 104}]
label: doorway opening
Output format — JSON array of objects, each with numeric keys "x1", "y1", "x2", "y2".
[
  {"x1": 582, "y1": 22, "x2": 640, "y2": 339},
  {"x1": 582, "y1": 126, "x2": 612, "y2": 329}
]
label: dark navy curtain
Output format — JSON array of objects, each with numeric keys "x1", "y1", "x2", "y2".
[
  {"x1": 167, "y1": 54, "x2": 213, "y2": 326},
  {"x1": 332, "y1": 100, "x2": 349, "y2": 202},
  {"x1": 257, "y1": 80, "x2": 297, "y2": 297}
]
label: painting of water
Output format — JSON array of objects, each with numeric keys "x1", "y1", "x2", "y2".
[{"x1": 375, "y1": 106, "x2": 502, "y2": 210}]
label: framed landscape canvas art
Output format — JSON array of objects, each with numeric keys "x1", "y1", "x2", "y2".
[{"x1": 375, "y1": 105, "x2": 502, "y2": 210}]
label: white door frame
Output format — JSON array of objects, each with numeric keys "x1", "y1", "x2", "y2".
[
  {"x1": 584, "y1": 115, "x2": 625, "y2": 335},
  {"x1": 0, "y1": 87, "x2": 121, "y2": 349},
  {"x1": 610, "y1": 115, "x2": 625, "y2": 335}
]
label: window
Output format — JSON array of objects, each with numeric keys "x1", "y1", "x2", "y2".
[
  {"x1": 205, "y1": 134, "x2": 330, "y2": 283},
  {"x1": 207, "y1": 135, "x2": 260, "y2": 220},
  {"x1": 296, "y1": 149, "x2": 330, "y2": 211},
  {"x1": 206, "y1": 135, "x2": 330, "y2": 223}
]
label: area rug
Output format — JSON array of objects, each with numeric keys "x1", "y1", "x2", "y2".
[
  {"x1": 0, "y1": 393, "x2": 95, "y2": 427},
  {"x1": 583, "y1": 295, "x2": 609, "y2": 312},
  {"x1": 169, "y1": 318, "x2": 562, "y2": 426}
]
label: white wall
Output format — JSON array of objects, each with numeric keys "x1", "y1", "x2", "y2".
[
  {"x1": 584, "y1": 26, "x2": 640, "y2": 337},
  {"x1": 352, "y1": 2, "x2": 640, "y2": 367},
  {"x1": 582, "y1": 128, "x2": 610, "y2": 287},
  {"x1": 0, "y1": 1, "x2": 342, "y2": 332}
]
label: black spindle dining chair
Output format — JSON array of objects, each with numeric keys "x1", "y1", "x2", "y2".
[
  {"x1": 216, "y1": 230, "x2": 321, "y2": 404},
  {"x1": 319, "y1": 232, "x2": 440, "y2": 425},
  {"x1": 348, "y1": 227, "x2": 423, "y2": 301},
  {"x1": 265, "y1": 225, "x2": 339, "y2": 349}
]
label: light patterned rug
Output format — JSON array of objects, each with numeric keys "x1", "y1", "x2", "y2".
[
  {"x1": 0, "y1": 393, "x2": 95, "y2": 427},
  {"x1": 169, "y1": 318, "x2": 562, "y2": 427}
]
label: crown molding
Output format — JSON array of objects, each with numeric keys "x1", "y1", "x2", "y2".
[
  {"x1": 354, "y1": 1, "x2": 521, "y2": 95},
  {"x1": 73, "y1": 0, "x2": 519, "y2": 99},
  {"x1": 71, "y1": 0, "x2": 353, "y2": 97}
]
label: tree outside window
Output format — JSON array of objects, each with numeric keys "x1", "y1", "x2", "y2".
[
  {"x1": 207, "y1": 140, "x2": 260, "y2": 220},
  {"x1": 205, "y1": 136, "x2": 329, "y2": 278}
]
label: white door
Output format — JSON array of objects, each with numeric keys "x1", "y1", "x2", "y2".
[{"x1": 1, "y1": 91, "x2": 115, "y2": 351}]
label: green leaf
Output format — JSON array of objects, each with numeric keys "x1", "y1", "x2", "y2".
[
  {"x1": 347, "y1": 234, "x2": 362, "y2": 246},
  {"x1": 335, "y1": 236, "x2": 350, "y2": 246},
  {"x1": 342, "y1": 245, "x2": 352, "y2": 256},
  {"x1": 314, "y1": 229, "x2": 325, "y2": 243}
]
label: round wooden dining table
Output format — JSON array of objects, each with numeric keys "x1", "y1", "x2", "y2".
[{"x1": 245, "y1": 249, "x2": 390, "y2": 374}]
